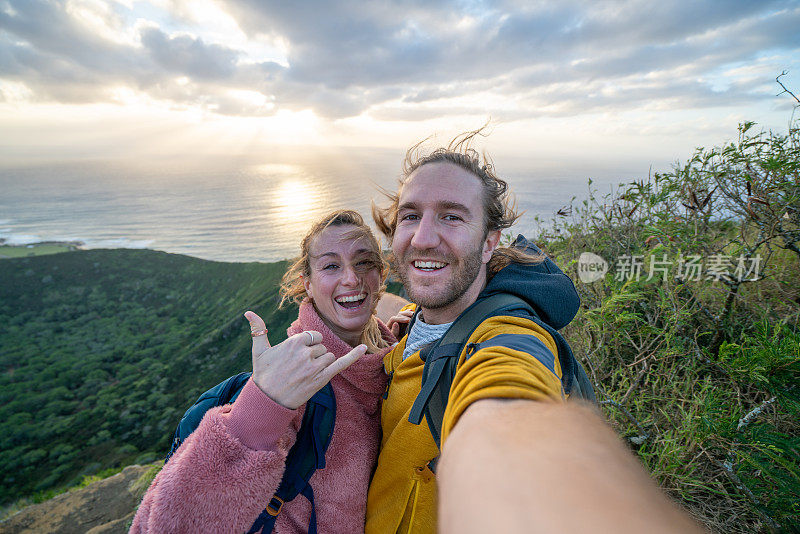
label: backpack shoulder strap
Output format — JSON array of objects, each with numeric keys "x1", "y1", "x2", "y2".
[
  {"x1": 247, "y1": 382, "x2": 336, "y2": 534},
  {"x1": 167, "y1": 371, "x2": 251, "y2": 462},
  {"x1": 408, "y1": 294, "x2": 532, "y2": 449},
  {"x1": 409, "y1": 292, "x2": 596, "y2": 466},
  {"x1": 167, "y1": 373, "x2": 337, "y2": 534}
]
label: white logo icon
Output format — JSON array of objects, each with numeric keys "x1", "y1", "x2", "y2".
[{"x1": 578, "y1": 252, "x2": 608, "y2": 283}]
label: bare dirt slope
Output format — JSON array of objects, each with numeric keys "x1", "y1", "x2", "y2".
[{"x1": 0, "y1": 464, "x2": 151, "y2": 534}]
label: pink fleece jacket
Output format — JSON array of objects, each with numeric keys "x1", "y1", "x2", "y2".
[{"x1": 130, "y1": 300, "x2": 393, "y2": 534}]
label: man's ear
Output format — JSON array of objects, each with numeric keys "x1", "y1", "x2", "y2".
[{"x1": 482, "y1": 230, "x2": 502, "y2": 263}]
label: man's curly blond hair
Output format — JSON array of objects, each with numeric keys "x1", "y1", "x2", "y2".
[{"x1": 372, "y1": 125, "x2": 543, "y2": 275}]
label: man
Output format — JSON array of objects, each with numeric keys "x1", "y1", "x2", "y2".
[{"x1": 366, "y1": 131, "x2": 701, "y2": 533}]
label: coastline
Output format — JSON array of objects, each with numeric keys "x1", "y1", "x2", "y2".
[
  {"x1": 0, "y1": 240, "x2": 303, "y2": 265},
  {"x1": 0, "y1": 239, "x2": 84, "y2": 259}
]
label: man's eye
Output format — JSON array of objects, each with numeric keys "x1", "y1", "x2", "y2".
[{"x1": 443, "y1": 214, "x2": 463, "y2": 221}]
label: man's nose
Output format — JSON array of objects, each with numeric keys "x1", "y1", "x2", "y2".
[{"x1": 410, "y1": 213, "x2": 440, "y2": 250}]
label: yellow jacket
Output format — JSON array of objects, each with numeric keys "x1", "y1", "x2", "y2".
[{"x1": 365, "y1": 312, "x2": 563, "y2": 533}]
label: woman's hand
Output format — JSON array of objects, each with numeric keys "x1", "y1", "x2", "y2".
[
  {"x1": 386, "y1": 309, "x2": 415, "y2": 339},
  {"x1": 244, "y1": 311, "x2": 366, "y2": 409}
]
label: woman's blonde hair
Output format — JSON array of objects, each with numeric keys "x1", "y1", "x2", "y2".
[{"x1": 279, "y1": 210, "x2": 390, "y2": 352}]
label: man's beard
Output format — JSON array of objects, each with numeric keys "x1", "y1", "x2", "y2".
[{"x1": 396, "y1": 243, "x2": 484, "y2": 310}]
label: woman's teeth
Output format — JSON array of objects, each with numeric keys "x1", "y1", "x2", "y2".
[
  {"x1": 414, "y1": 260, "x2": 446, "y2": 271},
  {"x1": 335, "y1": 293, "x2": 367, "y2": 308}
]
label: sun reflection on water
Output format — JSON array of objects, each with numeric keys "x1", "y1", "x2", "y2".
[
  {"x1": 230, "y1": 158, "x2": 384, "y2": 260},
  {"x1": 274, "y1": 179, "x2": 326, "y2": 222},
  {"x1": 258, "y1": 166, "x2": 333, "y2": 253}
]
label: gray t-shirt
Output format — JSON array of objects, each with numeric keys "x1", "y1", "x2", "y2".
[{"x1": 402, "y1": 314, "x2": 453, "y2": 361}]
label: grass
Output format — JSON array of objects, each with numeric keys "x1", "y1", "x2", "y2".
[
  {"x1": 0, "y1": 465, "x2": 127, "y2": 521},
  {"x1": 0, "y1": 243, "x2": 80, "y2": 258},
  {"x1": 0, "y1": 461, "x2": 165, "y2": 522},
  {"x1": 129, "y1": 462, "x2": 164, "y2": 500}
]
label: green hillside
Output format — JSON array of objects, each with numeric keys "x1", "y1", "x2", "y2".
[{"x1": 0, "y1": 249, "x2": 296, "y2": 503}]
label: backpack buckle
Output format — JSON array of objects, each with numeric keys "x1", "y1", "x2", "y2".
[{"x1": 266, "y1": 496, "x2": 284, "y2": 516}]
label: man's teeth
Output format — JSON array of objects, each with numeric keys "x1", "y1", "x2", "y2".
[
  {"x1": 335, "y1": 293, "x2": 366, "y2": 303},
  {"x1": 414, "y1": 261, "x2": 446, "y2": 270}
]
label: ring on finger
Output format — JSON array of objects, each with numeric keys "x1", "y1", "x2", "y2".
[
  {"x1": 305, "y1": 331, "x2": 315, "y2": 345},
  {"x1": 250, "y1": 329, "x2": 268, "y2": 338}
]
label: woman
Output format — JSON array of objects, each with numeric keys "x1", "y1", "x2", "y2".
[{"x1": 131, "y1": 210, "x2": 400, "y2": 533}]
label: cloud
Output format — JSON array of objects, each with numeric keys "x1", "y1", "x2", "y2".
[
  {"x1": 1, "y1": 0, "x2": 798, "y2": 119},
  {"x1": 140, "y1": 27, "x2": 239, "y2": 81}
]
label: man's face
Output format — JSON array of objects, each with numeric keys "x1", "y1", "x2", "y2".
[{"x1": 392, "y1": 161, "x2": 499, "y2": 324}]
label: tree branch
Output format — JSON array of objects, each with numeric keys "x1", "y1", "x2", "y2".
[
  {"x1": 599, "y1": 399, "x2": 649, "y2": 444},
  {"x1": 737, "y1": 396, "x2": 777, "y2": 432},
  {"x1": 776, "y1": 71, "x2": 800, "y2": 105}
]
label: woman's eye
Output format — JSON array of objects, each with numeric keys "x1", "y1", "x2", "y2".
[
  {"x1": 399, "y1": 213, "x2": 419, "y2": 221},
  {"x1": 323, "y1": 264, "x2": 338, "y2": 270}
]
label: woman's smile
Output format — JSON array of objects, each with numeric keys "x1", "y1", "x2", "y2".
[{"x1": 304, "y1": 225, "x2": 382, "y2": 346}]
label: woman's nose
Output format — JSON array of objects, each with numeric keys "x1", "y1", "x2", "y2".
[{"x1": 341, "y1": 265, "x2": 359, "y2": 286}]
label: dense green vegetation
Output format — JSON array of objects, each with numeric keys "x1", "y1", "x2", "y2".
[
  {"x1": 537, "y1": 117, "x2": 799, "y2": 531},
  {"x1": 0, "y1": 249, "x2": 297, "y2": 505}
]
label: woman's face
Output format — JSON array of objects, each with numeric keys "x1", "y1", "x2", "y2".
[{"x1": 303, "y1": 224, "x2": 382, "y2": 346}]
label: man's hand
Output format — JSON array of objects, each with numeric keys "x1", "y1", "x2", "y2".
[{"x1": 244, "y1": 311, "x2": 366, "y2": 409}]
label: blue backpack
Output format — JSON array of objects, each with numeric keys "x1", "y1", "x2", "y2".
[
  {"x1": 405, "y1": 292, "x2": 596, "y2": 470},
  {"x1": 166, "y1": 372, "x2": 336, "y2": 534}
]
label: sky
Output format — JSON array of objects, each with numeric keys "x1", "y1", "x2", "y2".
[{"x1": 1, "y1": 0, "x2": 799, "y2": 171}]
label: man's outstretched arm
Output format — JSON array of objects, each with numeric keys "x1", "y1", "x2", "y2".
[{"x1": 437, "y1": 399, "x2": 702, "y2": 534}]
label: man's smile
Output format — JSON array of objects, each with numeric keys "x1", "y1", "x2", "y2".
[{"x1": 413, "y1": 260, "x2": 448, "y2": 271}]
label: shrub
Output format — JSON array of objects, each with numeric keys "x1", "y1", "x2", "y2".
[{"x1": 536, "y1": 107, "x2": 799, "y2": 532}]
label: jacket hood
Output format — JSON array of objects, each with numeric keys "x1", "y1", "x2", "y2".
[{"x1": 481, "y1": 235, "x2": 580, "y2": 330}]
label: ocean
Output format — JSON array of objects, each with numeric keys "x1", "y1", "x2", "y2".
[{"x1": 0, "y1": 151, "x2": 643, "y2": 263}]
